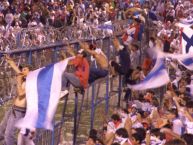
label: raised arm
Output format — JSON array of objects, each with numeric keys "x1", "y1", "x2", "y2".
[
  {"x1": 172, "y1": 95, "x2": 181, "y2": 112},
  {"x1": 79, "y1": 41, "x2": 96, "y2": 56},
  {"x1": 5, "y1": 55, "x2": 21, "y2": 74},
  {"x1": 124, "y1": 117, "x2": 132, "y2": 139},
  {"x1": 112, "y1": 37, "x2": 121, "y2": 50},
  {"x1": 66, "y1": 44, "x2": 76, "y2": 56}
]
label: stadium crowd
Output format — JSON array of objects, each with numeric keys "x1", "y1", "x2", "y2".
[{"x1": 0, "y1": 0, "x2": 193, "y2": 145}]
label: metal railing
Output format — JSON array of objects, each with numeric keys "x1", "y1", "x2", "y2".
[{"x1": 0, "y1": 20, "x2": 128, "y2": 52}]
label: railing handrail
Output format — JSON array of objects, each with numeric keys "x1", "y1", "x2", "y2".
[{"x1": 0, "y1": 19, "x2": 129, "y2": 52}]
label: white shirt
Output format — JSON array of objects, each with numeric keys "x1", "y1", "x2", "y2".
[
  {"x1": 185, "y1": 119, "x2": 193, "y2": 134},
  {"x1": 107, "y1": 120, "x2": 124, "y2": 134},
  {"x1": 172, "y1": 118, "x2": 183, "y2": 135}
]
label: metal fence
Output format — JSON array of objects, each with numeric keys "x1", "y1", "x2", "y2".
[
  {"x1": 0, "y1": 20, "x2": 128, "y2": 52},
  {"x1": 0, "y1": 17, "x2": 164, "y2": 145}
]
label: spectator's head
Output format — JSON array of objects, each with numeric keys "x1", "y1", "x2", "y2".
[
  {"x1": 181, "y1": 134, "x2": 193, "y2": 145},
  {"x1": 89, "y1": 129, "x2": 97, "y2": 139},
  {"x1": 164, "y1": 139, "x2": 187, "y2": 145},
  {"x1": 19, "y1": 64, "x2": 32, "y2": 76},
  {"x1": 111, "y1": 114, "x2": 121, "y2": 125},
  {"x1": 167, "y1": 109, "x2": 178, "y2": 120},
  {"x1": 186, "y1": 100, "x2": 193, "y2": 114},
  {"x1": 89, "y1": 43, "x2": 96, "y2": 50},
  {"x1": 132, "y1": 128, "x2": 146, "y2": 145},
  {"x1": 111, "y1": 143, "x2": 120, "y2": 145},
  {"x1": 5, "y1": 13, "x2": 14, "y2": 25},
  {"x1": 86, "y1": 137, "x2": 97, "y2": 145},
  {"x1": 115, "y1": 128, "x2": 129, "y2": 138},
  {"x1": 131, "y1": 104, "x2": 137, "y2": 113},
  {"x1": 151, "y1": 128, "x2": 165, "y2": 140},
  {"x1": 144, "y1": 90, "x2": 154, "y2": 102},
  {"x1": 131, "y1": 44, "x2": 139, "y2": 52}
]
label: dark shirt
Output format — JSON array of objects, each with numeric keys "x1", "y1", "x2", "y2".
[{"x1": 118, "y1": 46, "x2": 131, "y2": 73}]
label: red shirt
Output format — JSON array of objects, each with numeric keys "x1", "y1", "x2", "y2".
[{"x1": 72, "y1": 56, "x2": 89, "y2": 88}]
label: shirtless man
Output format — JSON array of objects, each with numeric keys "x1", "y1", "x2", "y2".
[
  {"x1": 79, "y1": 41, "x2": 108, "y2": 84},
  {"x1": 0, "y1": 55, "x2": 32, "y2": 145}
]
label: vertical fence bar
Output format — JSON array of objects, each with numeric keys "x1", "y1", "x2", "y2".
[
  {"x1": 73, "y1": 92, "x2": 78, "y2": 145},
  {"x1": 53, "y1": 47, "x2": 58, "y2": 63},
  {"x1": 28, "y1": 51, "x2": 32, "y2": 65},
  {"x1": 105, "y1": 38, "x2": 110, "y2": 114},
  {"x1": 51, "y1": 119, "x2": 55, "y2": 145},
  {"x1": 57, "y1": 96, "x2": 68, "y2": 145},
  {"x1": 117, "y1": 75, "x2": 122, "y2": 107},
  {"x1": 90, "y1": 83, "x2": 95, "y2": 130},
  {"x1": 51, "y1": 47, "x2": 58, "y2": 145}
]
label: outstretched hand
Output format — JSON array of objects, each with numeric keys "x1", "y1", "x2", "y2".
[
  {"x1": 66, "y1": 45, "x2": 75, "y2": 56},
  {"x1": 4, "y1": 54, "x2": 14, "y2": 63},
  {"x1": 79, "y1": 41, "x2": 89, "y2": 50}
]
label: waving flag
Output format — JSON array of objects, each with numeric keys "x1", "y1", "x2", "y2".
[
  {"x1": 98, "y1": 21, "x2": 113, "y2": 30},
  {"x1": 181, "y1": 28, "x2": 193, "y2": 54},
  {"x1": 168, "y1": 53, "x2": 193, "y2": 71},
  {"x1": 128, "y1": 58, "x2": 170, "y2": 90},
  {"x1": 177, "y1": 25, "x2": 193, "y2": 54},
  {"x1": 16, "y1": 58, "x2": 71, "y2": 130},
  {"x1": 98, "y1": 21, "x2": 113, "y2": 36},
  {"x1": 179, "y1": 17, "x2": 193, "y2": 26}
]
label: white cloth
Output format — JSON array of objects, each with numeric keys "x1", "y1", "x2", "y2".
[{"x1": 17, "y1": 128, "x2": 35, "y2": 145}]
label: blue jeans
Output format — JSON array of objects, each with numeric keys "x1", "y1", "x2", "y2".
[
  {"x1": 89, "y1": 67, "x2": 108, "y2": 84},
  {"x1": 62, "y1": 72, "x2": 81, "y2": 90}
]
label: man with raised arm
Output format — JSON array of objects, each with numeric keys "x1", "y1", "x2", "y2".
[
  {"x1": 0, "y1": 55, "x2": 34, "y2": 145},
  {"x1": 79, "y1": 41, "x2": 108, "y2": 84},
  {"x1": 111, "y1": 37, "x2": 131, "y2": 76},
  {"x1": 60, "y1": 45, "x2": 90, "y2": 98}
]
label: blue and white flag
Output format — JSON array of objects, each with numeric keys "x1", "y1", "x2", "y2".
[
  {"x1": 167, "y1": 53, "x2": 193, "y2": 71},
  {"x1": 16, "y1": 58, "x2": 71, "y2": 130},
  {"x1": 128, "y1": 58, "x2": 170, "y2": 90},
  {"x1": 98, "y1": 21, "x2": 113, "y2": 36},
  {"x1": 179, "y1": 17, "x2": 193, "y2": 26},
  {"x1": 98, "y1": 21, "x2": 113, "y2": 31},
  {"x1": 176, "y1": 23, "x2": 193, "y2": 54},
  {"x1": 181, "y1": 27, "x2": 193, "y2": 54},
  {"x1": 179, "y1": 54, "x2": 193, "y2": 70}
]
